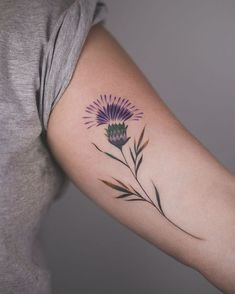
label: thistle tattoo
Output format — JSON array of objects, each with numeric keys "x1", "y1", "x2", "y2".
[
  {"x1": 83, "y1": 94, "x2": 202, "y2": 240},
  {"x1": 105, "y1": 123, "x2": 130, "y2": 149}
]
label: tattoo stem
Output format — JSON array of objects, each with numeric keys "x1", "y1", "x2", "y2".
[
  {"x1": 120, "y1": 147, "x2": 203, "y2": 240},
  {"x1": 120, "y1": 149, "x2": 158, "y2": 207}
]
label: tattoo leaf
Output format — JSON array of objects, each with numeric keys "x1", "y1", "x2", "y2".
[
  {"x1": 152, "y1": 181, "x2": 165, "y2": 216},
  {"x1": 129, "y1": 147, "x2": 136, "y2": 166},
  {"x1": 134, "y1": 138, "x2": 137, "y2": 155},
  {"x1": 135, "y1": 154, "x2": 143, "y2": 176},
  {"x1": 92, "y1": 143, "x2": 127, "y2": 167},
  {"x1": 100, "y1": 179, "x2": 130, "y2": 193},
  {"x1": 116, "y1": 193, "x2": 133, "y2": 199},
  {"x1": 137, "y1": 126, "x2": 145, "y2": 149},
  {"x1": 112, "y1": 178, "x2": 130, "y2": 190},
  {"x1": 137, "y1": 139, "x2": 149, "y2": 156}
]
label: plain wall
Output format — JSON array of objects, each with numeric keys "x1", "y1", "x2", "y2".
[{"x1": 41, "y1": 0, "x2": 235, "y2": 293}]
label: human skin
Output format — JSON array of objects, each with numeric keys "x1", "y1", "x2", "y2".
[{"x1": 46, "y1": 24, "x2": 235, "y2": 293}]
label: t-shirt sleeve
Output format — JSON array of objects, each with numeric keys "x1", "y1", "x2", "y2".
[{"x1": 38, "y1": 0, "x2": 108, "y2": 132}]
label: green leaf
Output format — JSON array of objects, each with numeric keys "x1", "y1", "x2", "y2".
[
  {"x1": 137, "y1": 140, "x2": 149, "y2": 156},
  {"x1": 112, "y1": 178, "x2": 130, "y2": 190},
  {"x1": 152, "y1": 182, "x2": 165, "y2": 216},
  {"x1": 137, "y1": 126, "x2": 146, "y2": 150},
  {"x1": 134, "y1": 139, "x2": 137, "y2": 155},
  {"x1": 135, "y1": 154, "x2": 143, "y2": 175},
  {"x1": 129, "y1": 147, "x2": 136, "y2": 166},
  {"x1": 92, "y1": 143, "x2": 103, "y2": 152},
  {"x1": 92, "y1": 143, "x2": 128, "y2": 167},
  {"x1": 116, "y1": 193, "x2": 133, "y2": 199},
  {"x1": 99, "y1": 179, "x2": 130, "y2": 193},
  {"x1": 105, "y1": 152, "x2": 127, "y2": 165}
]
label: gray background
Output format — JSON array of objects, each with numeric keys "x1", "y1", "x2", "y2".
[{"x1": 41, "y1": 0, "x2": 235, "y2": 293}]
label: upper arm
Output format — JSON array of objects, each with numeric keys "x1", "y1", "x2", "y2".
[{"x1": 46, "y1": 24, "x2": 235, "y2": 292}]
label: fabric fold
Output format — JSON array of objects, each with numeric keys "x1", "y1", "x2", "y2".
[{"x1": 39, "y1": 0, "x2": 107, "y2": 132}]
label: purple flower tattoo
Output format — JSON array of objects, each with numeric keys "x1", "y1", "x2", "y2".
[
  {"x1": 83, "y1": 94, "x2": 143, "y2": 128},
  {"x1": 83, "y1": 94, "x2": 202, "y2": 240},
  {"x1": 83, "y1": 94, "x2": 143, "y2": 149}
]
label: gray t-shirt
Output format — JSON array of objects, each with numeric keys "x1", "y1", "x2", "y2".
[{"x1": 0, "y1": 0, "x2": 107, "y2": 293}]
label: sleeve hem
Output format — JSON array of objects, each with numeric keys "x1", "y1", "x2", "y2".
[{"x1": 39, "y1": 0, "x2": 108, "y2": 133}]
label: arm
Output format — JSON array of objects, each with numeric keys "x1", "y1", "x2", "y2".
[{"x1": 46, "y1": 24, "x2": 235, "y2": 293}]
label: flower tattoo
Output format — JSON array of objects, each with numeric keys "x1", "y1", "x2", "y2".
[
  {"x1": 83, "y1": 94, "x2": 143, "y2": 128},
  {"x1": 83, "y1": 94, "x2": 202, "y2": 240}
]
